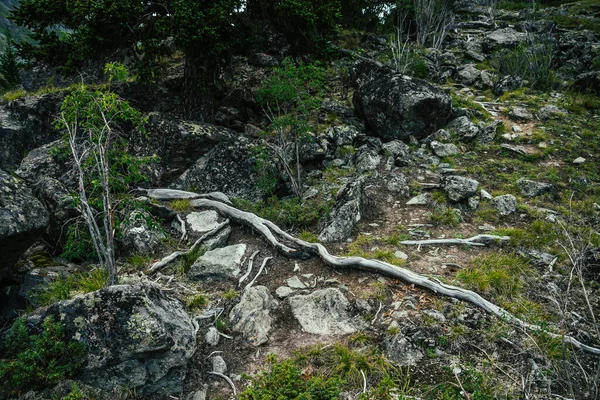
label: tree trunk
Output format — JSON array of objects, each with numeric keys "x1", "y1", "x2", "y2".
[{"x1": 182, "y1": 53, "x2": 215, "y2": 122}]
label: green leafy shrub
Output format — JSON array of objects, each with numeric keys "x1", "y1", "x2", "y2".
[
  {"x1": 239, "y1": 355, "x2": 343, "y2": 399},
  {"x1": 60, "y1": 223, "x2": 97, "y2": 262},
  {"x1": 0, "y1": 317, "x2": 86, "y2": 397},
  {"x1": 427, "y1": 366, "x2": 494, "y2": 400}
]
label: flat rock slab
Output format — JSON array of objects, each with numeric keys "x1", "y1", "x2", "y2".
[
  {"x1": 288, "y1": 288, "x2": 365, "y2": 335},
  {"x1": 186, "y1": 210, "x2": 220, "y2": 233},
  {"x1": 230, "y1": 285, "x2": 277, "y2": 346},
  {"x1": 188, "y1": 244, "x2": 246, "y2": 280}
]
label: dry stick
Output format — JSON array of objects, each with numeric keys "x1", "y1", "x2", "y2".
[
  {"x1": 207, "y1": 371, "x2": 237, "y2": 395},
  {"x1": 400, "y1": 234, "x2": 510, "y2": 247},
  {"x1": 371, "y1": 301, "x2": 383, "y2": 325},
  {"x1": 175, "y1": 213, "x2": 187, "y2": 241},
  {"x1": 147, "y1": 220, "x2": 229, "y2": 274},
  {"x1": 176, "y1": 197, "x2": 600, "y2": 356},
  {"x1": 239, "y1": 250, "x2": 260, "y2": 286},
  {"x1": 245, "y1": 257, "x2": 273, "y2": 291},
  {"x1": 361, "y1": 370, "x2": 367, "y2": 394}
]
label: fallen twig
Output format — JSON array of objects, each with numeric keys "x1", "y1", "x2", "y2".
[
  {"x1": 239, "y1": 250, "x2": 260, "y2": 286},
  {"x1": 371, "y1": 301, "x2": 383, "y2": 325},
  {"x1": 245, "y1": 257, "x2": 272, "y2": 291},
  {"x1": 175, "y1": 213, "x2": 187, "y2": 241},
  {"x1": 207, "y1": 371, "x2": 237, "y2": 395}
]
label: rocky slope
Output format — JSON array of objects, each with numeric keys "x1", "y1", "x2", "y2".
[{"x1": 0, "y1": 1, "x2": 599, "y2": 399}]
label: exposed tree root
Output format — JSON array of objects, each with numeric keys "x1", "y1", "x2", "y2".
[
  {"x1": 143, "y1": 191, "x2": 600, "y2": 357},
  {"x1": 401, "y1": 234, "x2": 510, "y2": 247}
]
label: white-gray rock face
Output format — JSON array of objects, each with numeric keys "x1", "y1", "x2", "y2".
[
  {"x1": 406, "y1": 193, "x2": 429, "y2": 205},
  {"x1": 318, "y1": 177, "x2": 365, "y2": 243},
  {"x1": 326, "y1": 125, "x2": 359, "y2": 147},
  {"x1": 443, "y1": 176, "x2": 480, "y2": 202},
  {"x1": 491, "y1": 194, "x2": 517, "y2": 216},
  {"x1": 0, "y1": 169, "x2": 50, "y2": 281},
  {"x1": 230, "y1": 285, "x2": 277, "y2": 346},
  {"x1": 27, "y1": 284, "x2": 196, "y2": 395},
  {"x1": 446, "y1": 116, "x2": 480, "y2": 139},
  {"x1": 121, "y1": 210, "x2": 167, "y2": 255},
  {"x1": 186, "y1": 210, "x2": 220, "y2": 233},
  {"x1": 288, "y1": 288, "x2": 365, "y2": 335},
  {"x1": 483, "y1": 28, "x2": 528, "y2": 52},
  {"x1": 430, "y1": 141, "x2": 459, "y2": 157},
  {"x1": 188, "y1": 244, "x2": 246, "y2": 280}
]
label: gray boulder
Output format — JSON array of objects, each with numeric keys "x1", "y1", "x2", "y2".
[
  {"x1": 430, "y1": 141, "x2": 459, "y2": 157},
  {"x1": 493, "y1": 75, "x2": 524, "y2": 96},
  {"x1": 483, "y1": 28, "x2": 528, "y2": 53},
  {"x1": 138, "y1": 112, "x2": 234, "y2": 186},
  {"x1": 318, "y1": 177, "x2": 365, "y2": 243},
  {"x1": 382, "y1": 140, "x2": 413, "y2": 165},
  {"x1": 326, "y1": 125, "x2": 359, "y2": 147},
  {"x1": 26, "y1": 284, "x2": 196, "y2": 395},
  {"x1": 170, "y1": 136, "x2": 265, "y2": 201},
  {"x1": 0, "y1": 92, "x2": 63, "y2": 170},
  {"x1": 446, "y1": 116, "x2": 480, "y2": 139},
  {"x1": 573, "y1": 71, "x2": 600, "y2": 93},
  {"x1": 491, "y1": 194, "x2": 517, "y2": 216},
  {"x1": 516, "y1": 178, "x2": 554, "y2": 197},
  {"x1": 443, "y1": 175, "x2": 479, "y2": 202},
  {"x1": 387, "y1": 170, "x2": 410, "y2": 197},
  {"x1": 121, "y1": 210, "x2": 166, "y2": 255},
  {"x1": 353, "y1": 73, "x2": 452, "y2": 141},
  {"x1": 384, "y1": 334, "x2": 424, "y2": 366},
  {"x1": 288, "y1": 288, "x2": 365, "y2": 335},
  {"x1": 355, "y1": 147, "x2": 381, "y2": 173},
  {"x1": 509, "y1": 106, "x2": 534, "y2": 121},
  {"x1": 188, "y1": 244, "x2": 246, "y2": 280},
  {"x1": 457, "y1": 65, "x2": 481, "y2": 86},
  {"x1": 538, "y1": 105, "x2": 567, "y2": 121},
  {"x1": 0, "y1": 169, "x2": 49, "y2": 281},
  {"x1": 230, "y1": 286, "x2": 278, "y2": 346}
]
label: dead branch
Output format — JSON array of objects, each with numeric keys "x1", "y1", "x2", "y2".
[
  {"x1": 142, "y1": 192, "x2": 600, "y2": 356},
  {"x1": 245, "y1": 257, "x2": 272, "y2": 291},
  {"x1": 239, "y1": 250, "x2": 260, "y2": 286},
  {"x1": 207, "y1": 371, "x2": 237, "y2": 395},
  {"x1": 400, "y1": 234, "x2": 510, "y2": 247}
]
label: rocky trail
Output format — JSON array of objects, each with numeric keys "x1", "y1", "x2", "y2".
[{"x1": 1, "y1": 0, "x2": 600, "y2": 399}]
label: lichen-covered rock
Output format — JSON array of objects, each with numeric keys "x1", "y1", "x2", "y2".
[
  {"x1": 326, "y1": 125, "x2": 359, "y2": 147},
  {"x1": 384, "y1": 334, "x2": 424, "y2": 366},
  {"x1": 288, "y1": 288, "x2": 365, "y2": 335},
  {"x1": 230, "y1": 285, "x2": 278, "y2": 346},
  {"x1": 26, "y1": 284, "x2": 196, "y2": 395},
  {"x1": 188, "y1": 244, "x2": 246, "y2": 280},
  {"x1": 136, "y1": 112, "x2": 233, "y2": 185},
  {"x1": 353, "y1": 73, "x2": 452, "y2": 141},
  {"x1": 0, "y1": 169, "x2": 49, "y2": 282},
  {"x1": 170, "y1": 136, "x2": 265, "y2": 201},
  {"x1": 493, "y1": 75, "x2": 524, "y2": 96},
  {"x1": 446, "y1": 116, "x2": 480, "y2": 139},
  {"x1": 121, "y1": 210, "x2": 166, "y2": 255},
  {"x1": 430, "y1": 141, "x2": 459, "y2": 157},
  {"x1": 516, "y1": 178, "x2": 554, "y2": 197},
  {"x1": 0, "y1": 92, "x2": 63, "y2": 171},
  {"x1": 491, "y1": 194, "x2": 517, "y2": 216},
  {"x1": 482, "y1": 28, "x2": 528, "y2": 53},
  {"x1": 443, "y1": 175, "x2": 479, "y2": 202},
  {"x1": 186, "y1": 210, "x2": 221, "y2": 233},
  {"x1": 318, "y1": 177, "x2": 365, "y2": 243}
]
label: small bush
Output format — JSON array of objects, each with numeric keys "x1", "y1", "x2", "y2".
[
  {"x1": 429, "y1": 207, "x2": 462, "y2": 227},
  {"x1": 233, "y1": 196, "x2": 331, "y2": 230},
  {"x1": 170, "y1": 199, "x2": 191, "y2": 212},
  {"x1": 239, "y1": 355, "x2": 343, "y2": 399},
  {"x1": 186, "y1": 293, "x2": 210, "y2": 312},
  {"x1": 0, "y1": 317, "x2": 87, "y2": 397},
  {"x1": 60, "y1": 223, "x2": 97, "y2": 262},
  {"x1": 491, "y1": 37, "x2": 556, "y2": 90}
]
